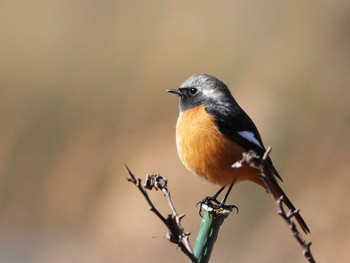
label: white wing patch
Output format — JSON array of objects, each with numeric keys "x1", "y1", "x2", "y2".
[{"x1": 237, "y1": 131, "x2": 263, "y2": 148}]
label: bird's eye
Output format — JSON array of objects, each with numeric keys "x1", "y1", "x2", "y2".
[{"x1": 189, "y1": 87, "x2": 198, "y2": 96}]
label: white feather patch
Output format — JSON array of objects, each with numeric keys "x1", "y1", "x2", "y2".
[{"x1": 237, "y1": 131, "x2": 263, "y2": 148}]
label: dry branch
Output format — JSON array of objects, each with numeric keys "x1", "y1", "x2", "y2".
[
  {"x1": 125, "y1": 165, "x2": 197, "y2": 263},
  {"x1": 233, "y1": 147, "x2": 316, "y2": 263}
]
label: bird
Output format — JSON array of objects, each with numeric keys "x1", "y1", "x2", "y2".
[{"x1": 167, "y1": 73, "x2": 310, "y2": 234}]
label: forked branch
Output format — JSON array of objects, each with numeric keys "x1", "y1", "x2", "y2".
[{"x1": 126, "y1": 165, "x2": 197, "y2": 263}]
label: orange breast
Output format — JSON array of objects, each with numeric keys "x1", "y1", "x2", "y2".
[{"x1": 176, "y1": 106, "x2": 260, "y2": 186}]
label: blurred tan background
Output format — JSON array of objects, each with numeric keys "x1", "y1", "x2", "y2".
[{"x1": 0, "y1": 1, "x2": 349, "y2": 262}]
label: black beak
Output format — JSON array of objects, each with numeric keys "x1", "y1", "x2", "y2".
[{"x1": 166, "y1": 89, "x2": 182, "y2": 96}]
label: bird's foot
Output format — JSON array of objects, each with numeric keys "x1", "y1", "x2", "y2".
[{"x1": 197, "y1": 196, "x2": 238, "y2": 216}]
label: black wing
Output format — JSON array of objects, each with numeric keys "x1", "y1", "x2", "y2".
[{"x1": 206, "y1": 103, "x2": 283, "y2": 181}]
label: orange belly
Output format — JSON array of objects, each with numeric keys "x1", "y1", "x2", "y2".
[{"x1": 176, "y1": 106, "x2": 261, "y2": 186}]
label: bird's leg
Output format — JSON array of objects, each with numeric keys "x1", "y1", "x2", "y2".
[
  {"x1": 197, "y1": 186, "x2": 225, "y2": 208},
  {"x1": 198, "y1": 183, "x2": 238, "y2": 215},
  {"x1": 221, "y1": 183, "x2": 234, "y2": 204},
  {"x1": 218, "y1": 182, "x2": 238, "y2": 212},
  {"x1": 210, "y1": 186, "x2": 226, "y2": 204}
]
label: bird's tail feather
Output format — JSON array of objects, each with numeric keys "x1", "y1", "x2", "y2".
[{"x1": 267, "y1": 165, "x2": 310, "y2": 234}]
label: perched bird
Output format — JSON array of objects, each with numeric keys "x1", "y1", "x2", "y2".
[{"x1": 167, "y1": 74, "x2": 309, "y2": 234}]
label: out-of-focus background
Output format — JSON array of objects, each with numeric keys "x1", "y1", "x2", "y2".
[{"x1": 0, "y1": 1, "x2": 349, "y2": 262}]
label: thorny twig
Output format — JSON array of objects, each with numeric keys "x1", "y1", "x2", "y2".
[
  {"x1": 233, "y1": 147, "x2": 315, "y2": 263},
  {"x1": 125, "y1": 165, "x2": 197, "y2": 263},
  {"x1": 277, "y1": 197, "x2": 315, "y2": 263}
]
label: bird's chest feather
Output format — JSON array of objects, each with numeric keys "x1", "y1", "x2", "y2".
[{"x1": 176, "y1": 106, "x2": 251, "y2": 186}]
